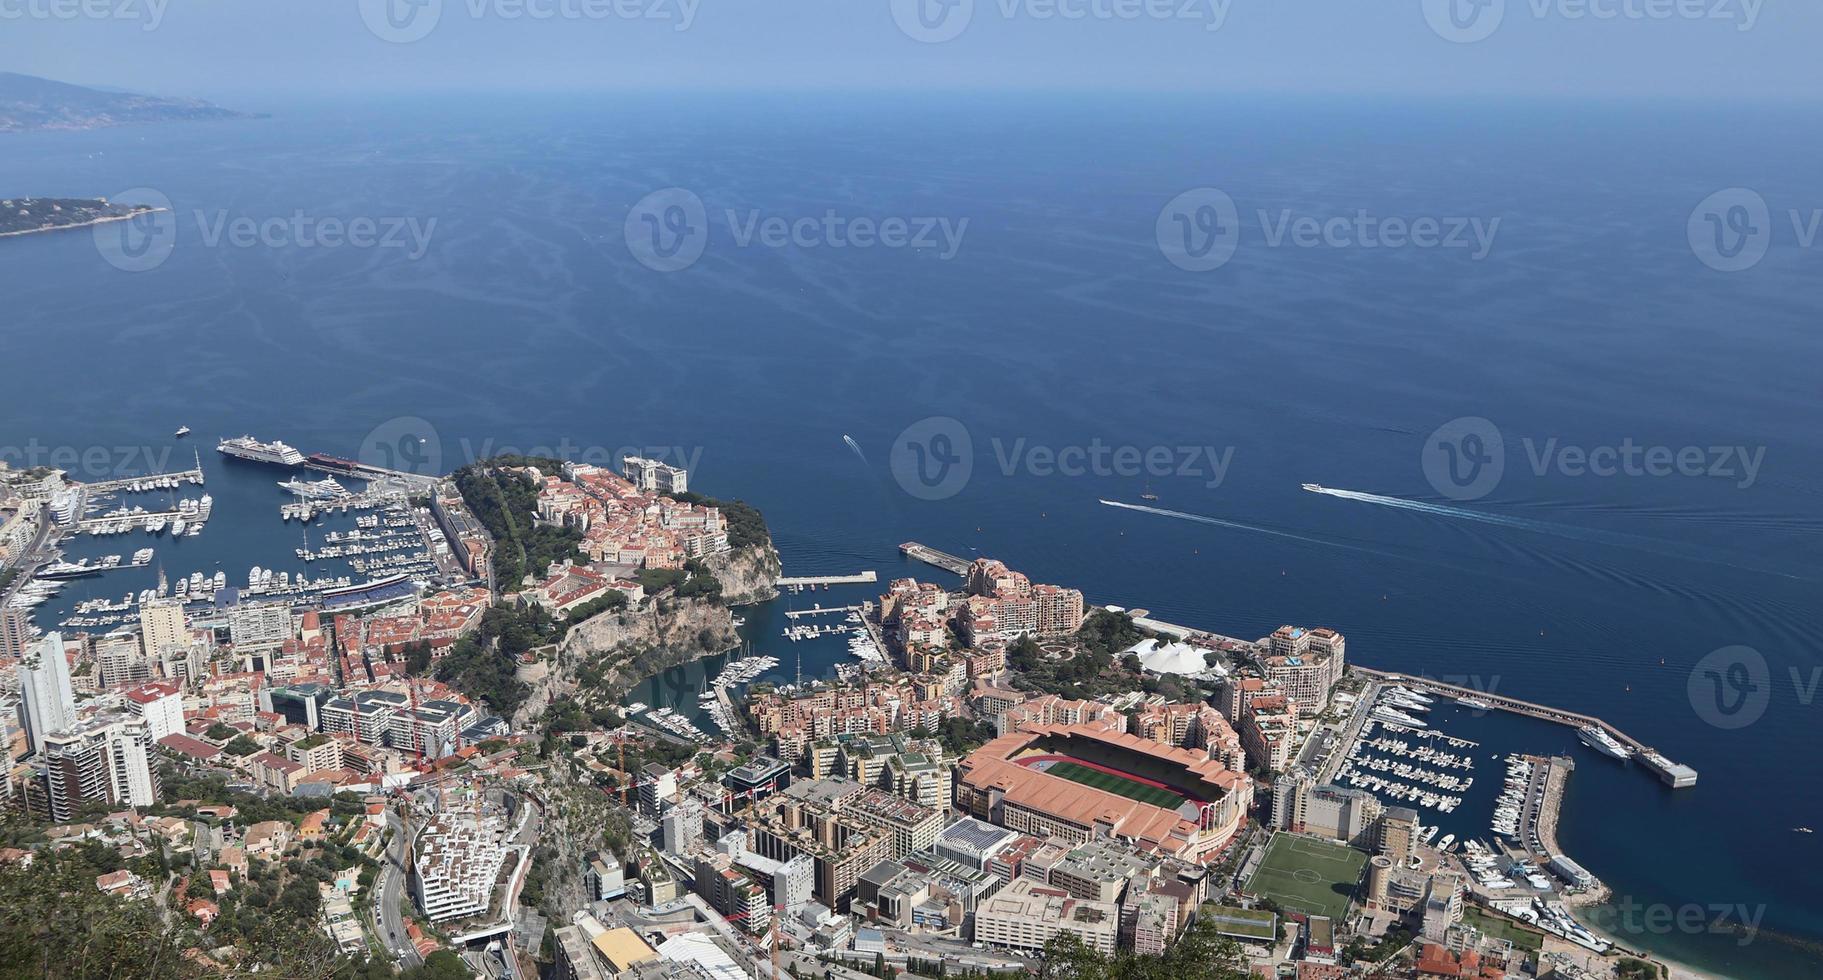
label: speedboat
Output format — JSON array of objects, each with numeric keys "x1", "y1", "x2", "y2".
[
  {"x1": 1301, "y1": 483, "x2": 1325, "y2": 492},
  {"x1": 174, "y1": 426, "x2": 191, "y2": 438}
]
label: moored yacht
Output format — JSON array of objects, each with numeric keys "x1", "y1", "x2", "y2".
[{"x1": 1578, "y1": 725, "x2": 1634, "y2": 760}]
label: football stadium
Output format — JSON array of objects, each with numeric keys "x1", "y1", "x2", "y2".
[{"x1": 955, "y1": 723, "x2": 1252, "y2": 862}]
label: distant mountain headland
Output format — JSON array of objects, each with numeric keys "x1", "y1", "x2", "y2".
[{"x1": 0, "y1": 71, "x2": 260, "y2": 133}]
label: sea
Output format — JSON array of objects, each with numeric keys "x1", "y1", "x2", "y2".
[{"x1": 1, "y1": 95, "x2": 1819, "y2": 979}]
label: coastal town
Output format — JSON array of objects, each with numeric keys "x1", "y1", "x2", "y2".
[{"x1": 0, "y1": 443, "x2": 1700, "y2": 980}]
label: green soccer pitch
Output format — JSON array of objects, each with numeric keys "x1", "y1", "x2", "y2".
[
  {"x1": 1244, "y1": 832, "x2": 1369, "y2": 922},
  {"x1": 1044, "y1": 760, "x2": 1185, "y2": 810}
]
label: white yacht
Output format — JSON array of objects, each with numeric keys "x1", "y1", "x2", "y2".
[{"x1": 1578, "y1": 725, "x2": 1634, "y2": 760}]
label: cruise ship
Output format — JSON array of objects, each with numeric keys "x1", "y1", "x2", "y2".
[
  {"x1": 1578, "y1": 725, "x2": 1634, "y2": 761},
  {"x1": 218, "y1": 435, "x2": 306, "y2": 467}
]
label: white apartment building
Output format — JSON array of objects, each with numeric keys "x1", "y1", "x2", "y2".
[
  {"x1": 413, "y1": 811, "x2": 510, "y2": 922},
  {"x1": 120, "y1": 682, "x2": 185, "y2": 741},
  {"x1": 40, "y1": 712, "x2": 159, "y2": 822},
  {"x1": 19, "y1": 631, "x2": 76, "y2": 754}
]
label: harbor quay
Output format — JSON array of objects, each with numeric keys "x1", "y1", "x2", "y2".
[{"x1": 1355, "y1": 667, "x2": 1698, "y2": 790}]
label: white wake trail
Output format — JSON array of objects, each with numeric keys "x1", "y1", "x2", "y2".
[
  {"x1": 1098, "y1": 499, "x2": 1344, "y2": 550},
  {"x1": 1302, "y1": 485, "x2": 1561, "y2": 536},
  {"x1": 1301, "y1": 485, "x2": 1810, "y2": 582}
]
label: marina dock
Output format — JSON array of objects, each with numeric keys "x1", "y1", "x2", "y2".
[
  {"x1": 281, "y1": 487, "x2": 409, "y2": 522},
  {"x1": 775, "y1": 572, "x2": 877, "y2": 587},
  {"x1": 782, "y1": 604, "x2": 865, "y2": 619},
  {"x1": 301, "y1": 452, "x2": 439, "y2": 488},
  {"x1": 1356, "y1": 667, "x2": 1697, "y2": 789},
  {"x1": 82, "y1": 462, "x2": 205, "y2": 495},
  {"x1": 899, "y1": 541, "x2": 970, "y2": 576}
]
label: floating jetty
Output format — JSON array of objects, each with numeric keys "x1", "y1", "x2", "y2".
[
  {"x1": 775, "y1": 572, "x2": 877, "y2": 587},
  {"x1": 1357, "y1": 668, "x2": 1697, "y2": 789},
  {"x1": 899, "y1": 541, "x2": 970, "y2": 576},
  {"x1": 782, "y1": 604, "x2": 865, "y2": 619}
]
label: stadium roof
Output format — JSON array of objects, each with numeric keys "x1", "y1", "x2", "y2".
[{"x1": 957, "y1": 724, "x2": 1246, "y2": 857}]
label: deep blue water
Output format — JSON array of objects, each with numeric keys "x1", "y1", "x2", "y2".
[{"x1": 2, "y1": 95, "x2": 1819, "y2": 978}]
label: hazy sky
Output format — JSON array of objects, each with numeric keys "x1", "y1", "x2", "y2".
[{"x1": 1, "y1": 0, "x2": 1817, "y2": 101}]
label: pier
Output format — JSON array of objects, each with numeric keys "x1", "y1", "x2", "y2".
[
  {"x1": 775, "y1": 571, "x2": 877, "y2": 587},
  {"x1": 82, "y1": 463, "x2": 205, "y2": 495},
  {"x1": 1527, "y1": 755, "x2": 1573, "y2": 861},
  {"x1": 899, "y1": 541, "x2": 970, "y2": 576},
  {"x1": 302, "y1": 452, "x2": 439, "y2": 489},
  {"x1": 1355, "y1": 667, "x2": 1697, "y2": 789},
  {"x1": 75, "y1": 506, "x2": 201, "y2": 533},
  {"x1": 782, "y1": 604, "x2": 864, "y2": 619},
  {"x1": 1121, "y1": 611, "x2": 1261, "y2": 652},
  {"x1": 281, "y1": 487, "x2": 409, "y2": 522}
]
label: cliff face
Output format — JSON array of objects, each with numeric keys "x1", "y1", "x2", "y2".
[
  {"x1": 514, "y1": 595, "x2": 739, "y2": 726},
  {"x1": 706, "y1": 542, "x2": 780, "y2": 605}
]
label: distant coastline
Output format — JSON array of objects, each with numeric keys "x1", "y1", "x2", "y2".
[
  {"x1": 0, "y1": 200, "x2": 164, "y2": 240},
  {"x1": 0, "y1": 71, "x2": 257, "y2": 133}
]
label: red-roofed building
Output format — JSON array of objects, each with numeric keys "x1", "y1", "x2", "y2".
[
  {"x1": 158, "y1": 733, "x2": 224, "y2": 764},
  {"x1": 121, "y1": 681, "x2": 185, "y2": 741},
  {"x1": 250, "y1": 752, "x2": 305, "y2": 795},
  {"x1": 1415, "y1": 943, "x2": 1505, "y2": 979}
]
